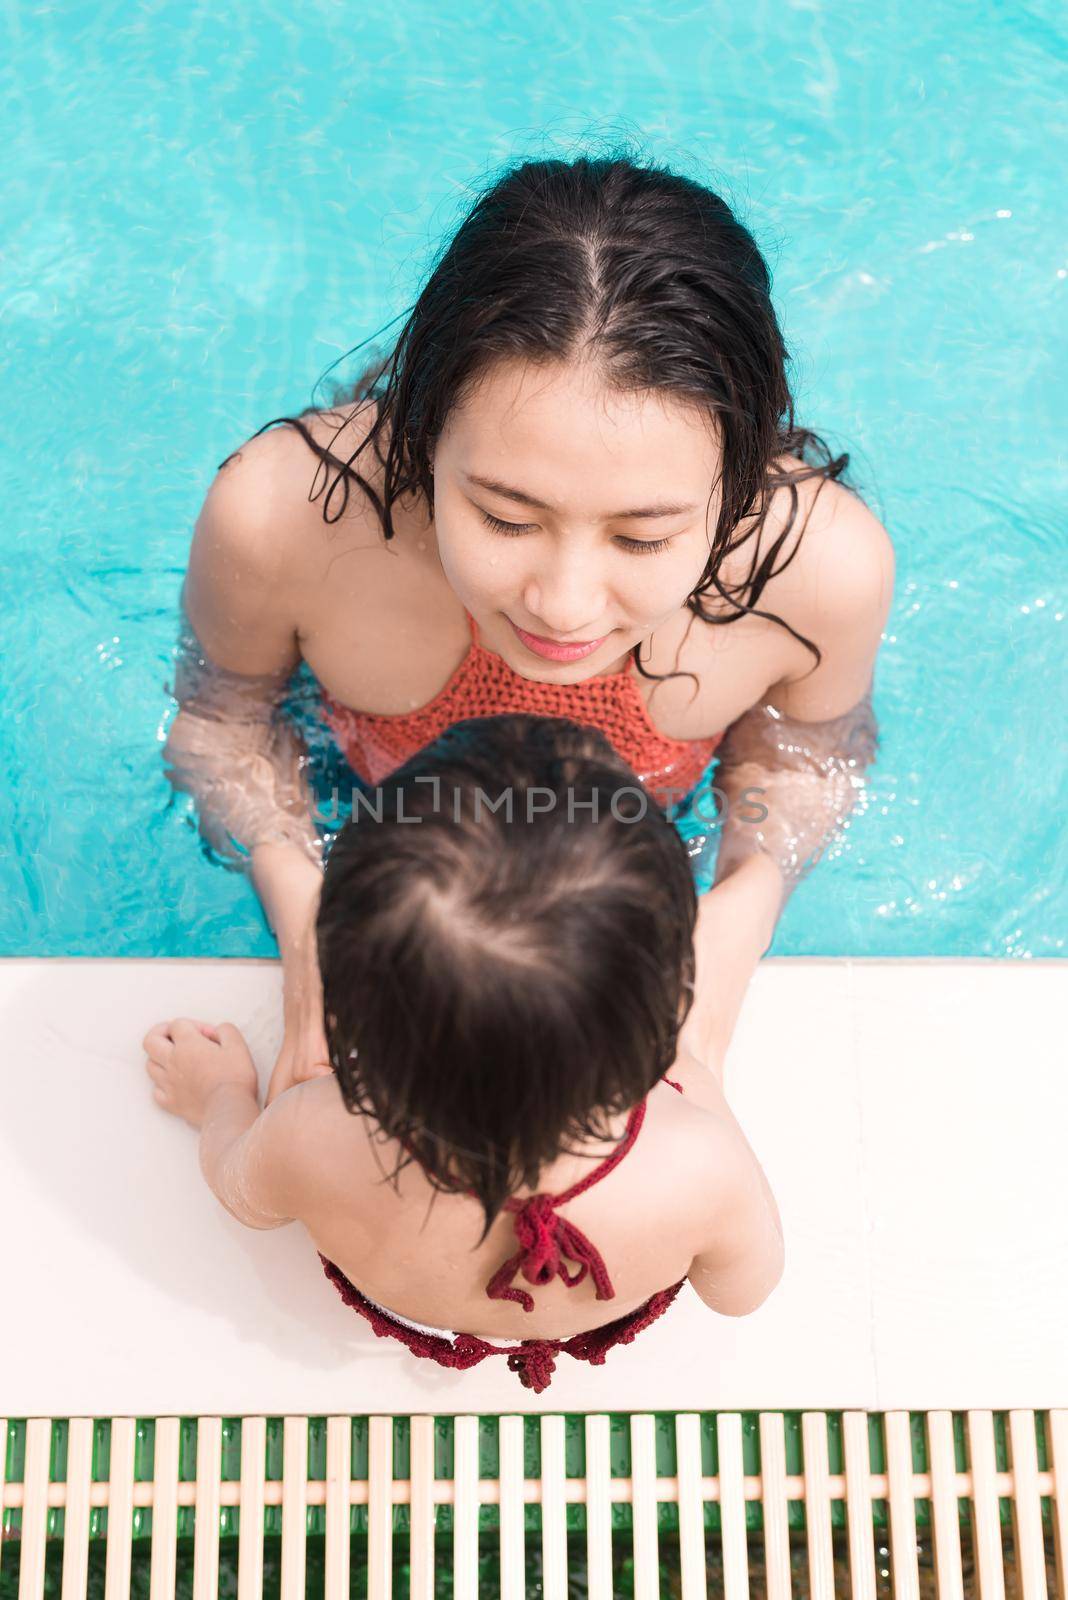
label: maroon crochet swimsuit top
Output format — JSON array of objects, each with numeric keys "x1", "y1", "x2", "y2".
[{"x1": 318, "y1": 1080, "x2": 687, "y2": 1393}]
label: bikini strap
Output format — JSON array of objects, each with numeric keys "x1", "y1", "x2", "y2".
[
  {"x1": 551, "y1": 1097, "x2": 647, "y2": 1206},
  {"x1": 485, "y1": 1099, "x2": 648, "y2": 1312},
  {"x1": 462, "y1": 607, "x2": 480, "y2": 647}
]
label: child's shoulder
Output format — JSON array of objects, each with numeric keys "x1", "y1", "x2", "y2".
[
  {"x1": 646, "y1": 1053, "x2": 734, "y2": 1188},
  {"x1": 660, "y1": 1045, "x2": 728, "y2": 1111},
  {"x1": 651, "y1": 1051, "x2": 772, "y2": 1246},
  {"x1": 261, "y1": 1073, "x2": 380, "y2": 1226}
]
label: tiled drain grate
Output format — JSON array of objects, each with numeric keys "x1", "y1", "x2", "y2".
[{"x1": 1, "y1": 1410, "x2": 1063, "y2": 1596}]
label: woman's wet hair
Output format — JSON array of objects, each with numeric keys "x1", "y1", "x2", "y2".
[
  {"x1": 316, "y1": 712, "x2": 698, "y2": 1238},
  {"x1": 230, "y1": 137, "x2": 865, "y2": 684}
]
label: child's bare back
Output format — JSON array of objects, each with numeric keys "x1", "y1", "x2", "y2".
[{"x1": 275, "y1": 1033, "x2": 783, "y2": 1341}]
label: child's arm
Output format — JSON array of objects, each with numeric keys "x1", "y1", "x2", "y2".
[
  {"x1": 199, "y1": 1078, "x2": 318, "y2": 1230},
  {"x1": 680, "y1": 863, "x2": 786, "y2": 1313},
  {"x1": 686, "y1": 1103, "x2": 785, "y2": 1316}
]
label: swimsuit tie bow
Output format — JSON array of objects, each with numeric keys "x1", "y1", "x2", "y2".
[
  {"x1": 512, "y1": 1193, "x2": 561, "y2": 1285},
  {"x1": 485, "y1": 1192, "x2": 616, "y2": 1312}
]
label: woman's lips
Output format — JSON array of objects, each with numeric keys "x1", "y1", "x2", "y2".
[{"x1": 508, "y1": 618, "x2": 609, "y2": 661}]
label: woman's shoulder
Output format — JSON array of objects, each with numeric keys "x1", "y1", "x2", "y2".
[
  {"x1": 214, "y1": 400, "x2": 390, "y2": 558},
  {"x1": 294, "y1": 396, "x2": 427, "y2": 522},
  {"x1": 718, "y1": 452, "x2": 866, "y2": 602},
  {"x1": 195, "y1": 416, "x2": 344, "y2": 595},
  {"x1": 674, "y1": 453, "x2": 893, "y2": 689},
  {"x1": 753, "y1": 454, "x2": 896, "y2": 708},
  {"x1": 764, "y1": 453, "x2": 894, "y2": 610}
]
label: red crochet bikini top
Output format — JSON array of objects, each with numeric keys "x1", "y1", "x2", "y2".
[
  {"x1": 484, "y1": 1078, "x2": 684, "y2": 1314},
  {"x1": 320, "y1": 609, "x2": 723, "y2": 798}
]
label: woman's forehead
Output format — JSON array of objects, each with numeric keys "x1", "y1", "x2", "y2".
[{"x1": 442, "y1": 360, "x2": 721, "y2": 503}]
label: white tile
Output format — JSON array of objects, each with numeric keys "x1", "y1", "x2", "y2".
[
  {"x1": 852, "y1": 960, "x2": 1068, "y2": 1408},
  {"x1": 2, "y1": 957, "x2": 1062, "y2": 1415},
  {"x1": 711, "y1": 959, "x2": 878, "y2": 1409}
]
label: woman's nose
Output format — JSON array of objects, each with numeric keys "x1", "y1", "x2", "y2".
[{"x1": 522, "y1": 556, "x2": 608, "y2": 638}]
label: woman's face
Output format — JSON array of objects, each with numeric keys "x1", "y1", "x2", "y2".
[{"x1": 429, "y1": 358, "x2": 723, "y2": 678}]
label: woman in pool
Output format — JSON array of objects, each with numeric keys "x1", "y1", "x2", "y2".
[
  {"x1": 145, "y1": 715, "x2": 786, "y2": 1393},
  {"x1": 164, "y1": 149, "x2": 893, "y2": 1105}
]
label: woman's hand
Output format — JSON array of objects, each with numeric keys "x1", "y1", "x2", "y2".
[
  {"x1": 265, "y1": 933, "x2": 333, "y2": 1107},
  {"x1": 143, "y1": 1018, "x2": 260, "y2": 1130}
]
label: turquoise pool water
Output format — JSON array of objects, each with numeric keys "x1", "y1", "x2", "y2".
[{"x1": 1, "y1": 2, "x2": 1064, "y2": 959}]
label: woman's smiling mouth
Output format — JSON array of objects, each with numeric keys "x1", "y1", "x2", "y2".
[{"x1": 507, "y1": 618, "x2": 611, "y2": 661}]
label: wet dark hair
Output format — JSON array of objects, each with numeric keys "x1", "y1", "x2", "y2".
[
  {"x1": 227, "y1": 139, "x2": 865, "y2": 684},
  {"x1": 316, "y1": 712, "x2": 697, "y2": 1238}
]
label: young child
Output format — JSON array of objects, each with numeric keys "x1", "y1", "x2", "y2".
[{"x1": 144, "y1": 714, "x2": 784, "y2": 1392}]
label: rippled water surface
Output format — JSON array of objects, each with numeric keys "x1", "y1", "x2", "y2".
[{"x1": 1, "y1": 1, "x2": 1064, "y2": 957}]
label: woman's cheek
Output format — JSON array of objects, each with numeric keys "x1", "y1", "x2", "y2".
[
  {"x1": 621, "y1": 565, "x2": 696, "y2": 627},
  {"x1": 434, "y1": 526, "x2": 491, "y2": 602},
  {"x1": 467, "y1": 550, "x2": 517, "y2": 608}
]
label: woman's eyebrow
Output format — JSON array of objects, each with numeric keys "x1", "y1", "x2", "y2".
[{"x1": 464, "y1": 472, "x2": 699, "y2": 520}]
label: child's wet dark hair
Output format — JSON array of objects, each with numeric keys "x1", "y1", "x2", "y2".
[{"x1": 316, "y1": 713, "x2": 698, "y2": 1237}]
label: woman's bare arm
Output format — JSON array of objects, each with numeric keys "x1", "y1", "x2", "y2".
[
  {"x1": 165, "y1": 438, "x2": 319, "y2": 846},
  {"x1": 712, "y1": 478, "x2": 895, "y2": 909},
  {"x1": 678, "y1": 851, "x2": 782, "y2": 1084},
  {"x1": 166, "y1": 597, "x2": 324, "y2": 878},
  {"x1": 163, "y1": 436, "x2": 332, "y2": 1092}
]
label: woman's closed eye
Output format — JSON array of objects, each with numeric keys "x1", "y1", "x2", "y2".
[{"x1": 479, "y1": 509, "x2": 674, "y2": 555}]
